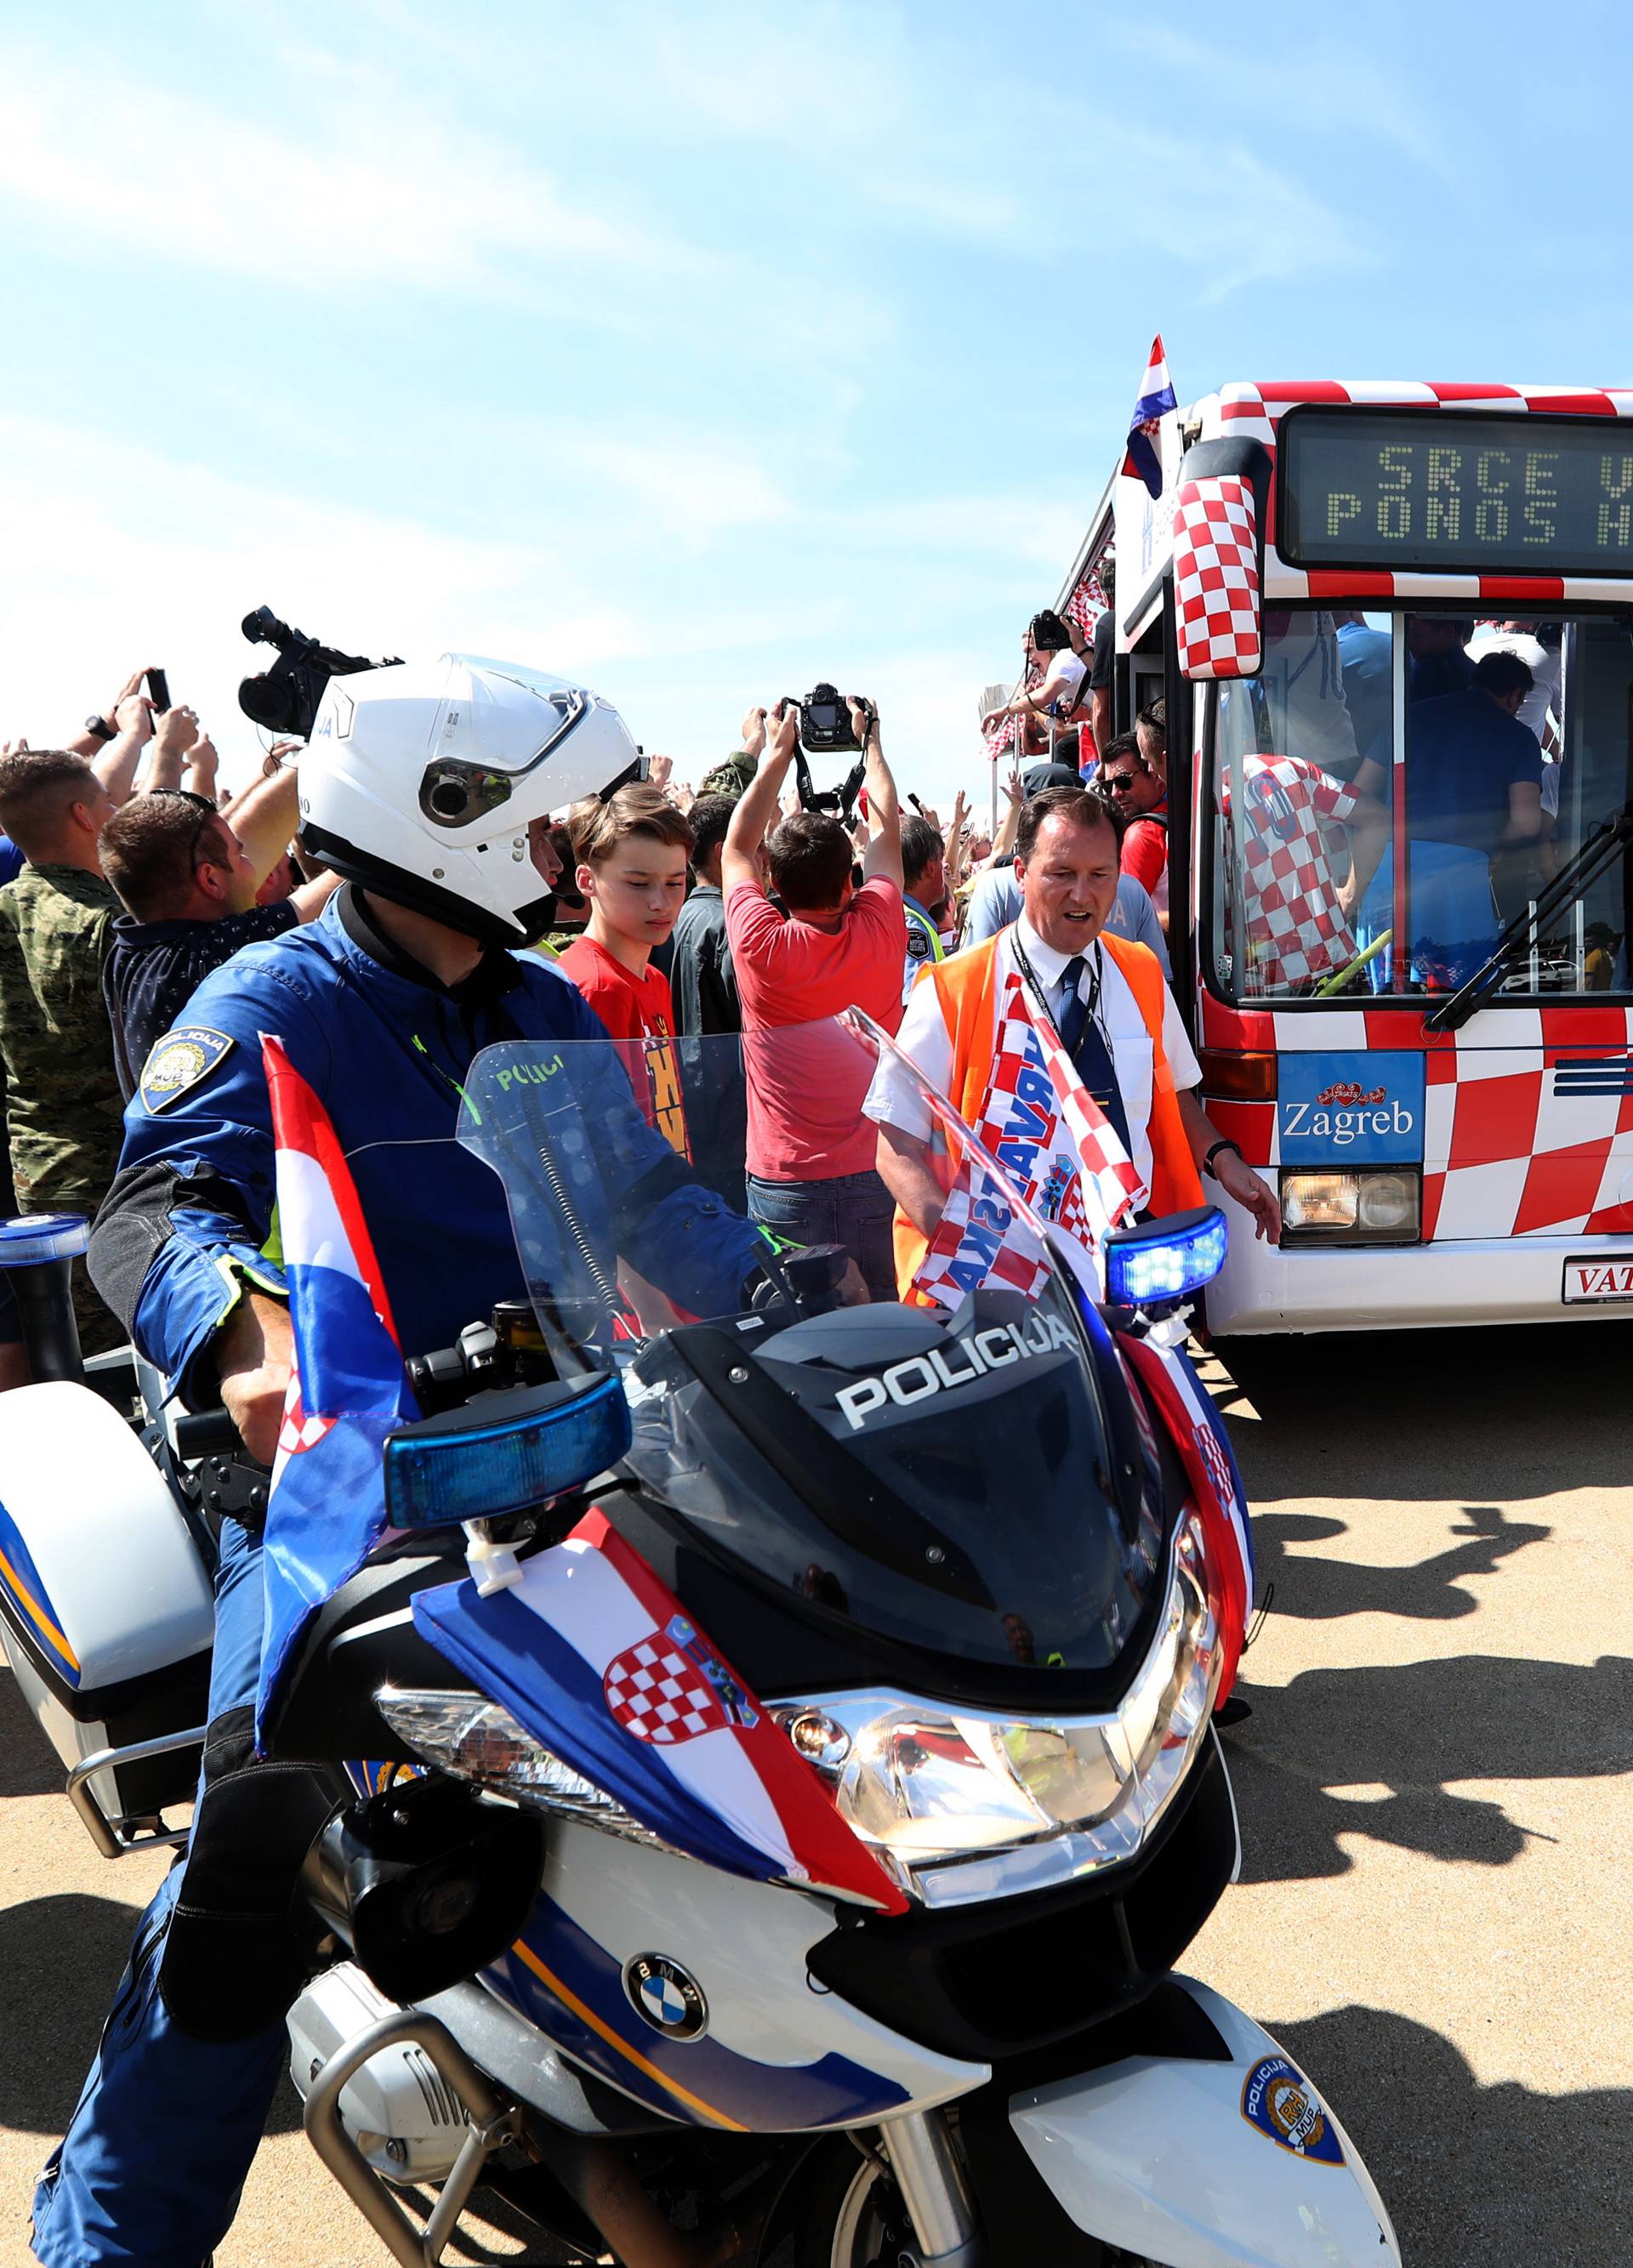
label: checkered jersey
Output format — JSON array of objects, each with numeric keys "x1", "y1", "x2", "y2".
[
  {"x1": 603, "y1": 1636, "x2": 730, "y2": 1743},
  {"x1": 1221, "y1": 753, "x2": 1360, "y2": 993},
  {"x1": 1174, "y1": 476, "x2": 1261, "y2": 679}
]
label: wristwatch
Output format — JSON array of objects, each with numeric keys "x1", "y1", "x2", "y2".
[
  {"x1": 83, "y1": 714, "x2": 117, "y2": 742},
  {"x1": 1203, "y1": 1137, "x2": 1244, "y2": 1182}
]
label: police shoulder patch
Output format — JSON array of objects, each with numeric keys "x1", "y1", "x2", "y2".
[{"x1": 139, "y1": 1026, "x2": 236, "y2": 1113}]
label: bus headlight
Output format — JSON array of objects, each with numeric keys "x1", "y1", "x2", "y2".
[{"x1": 1280, "y1": 1168, "x2": 1420, "y2": 1242}]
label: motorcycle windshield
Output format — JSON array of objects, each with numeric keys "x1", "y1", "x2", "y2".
[{"x1": 457, "y1": 1015, "x2": 1166, "y2": 1674}]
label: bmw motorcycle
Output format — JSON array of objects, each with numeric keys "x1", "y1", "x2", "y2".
[{"x1": 0, "y1": 1020, "x2": 1402, "y2": 2268}]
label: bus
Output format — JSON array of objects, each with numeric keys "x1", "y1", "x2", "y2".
[{"x1": 1060, "y1": 377, "x2": 1633, "y2": 1334}]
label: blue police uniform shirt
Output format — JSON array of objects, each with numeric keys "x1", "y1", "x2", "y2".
[
  {"x1": 1405, "y1": 687, "x2": 1544, "y2": 850},
  {"x1": 1336, "y1": 620, "x2": 1391, "y2": 772},
  {"x1": 0, "y1": 834, "x2": 24, "y2": 887},
  {"x1": 109, "y1": 888, "x2": 766, "y2": 1399}
]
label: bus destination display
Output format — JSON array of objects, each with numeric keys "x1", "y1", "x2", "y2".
[{"x1": 1278, "y1": 410, "x2": 1633, "y2": 577}]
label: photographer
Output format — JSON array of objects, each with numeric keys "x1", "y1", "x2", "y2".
[{"x1": 722, "y1": 695, "x2": 904, "y2": 1298}]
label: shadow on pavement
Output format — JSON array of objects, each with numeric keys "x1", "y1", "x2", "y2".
[
  {"x1": 1271, "y1": 2002, "x2": 1629, "y2": 2267},
  {"x1": 0, "y1": 1663, "x2": 64, "y2": 1799},
  {"x1": 1225, "y1": 1652, "x2": 1633, "y2": 1879},
  {"x1": 1208, "y1": 1319, "x2": 1633, "y2": 1505},
  {"x1": 1252, "y1": 1500, "x2": 1551, "y2": 1623},
  {"x1": 0, "y1": 1891, "x2": 300, "y2": 2138}
]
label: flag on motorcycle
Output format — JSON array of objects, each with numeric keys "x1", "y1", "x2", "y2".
[
  {"x1": 913, "y1": 968, "x2": 1145, "y2": 1309},
  {"x1": 1123, "y1": 335, "x2": 1176, "y2": 497},
  {"x1": 253, "y1": 1034, "x2": 418, "y2": 1747},
  {"x1": 414, "y1": 1506, "x2": 909, "y2": 1913},
  {"x1": 1116, "y1": 1331, "x2": 1253, "y2": 1697}
]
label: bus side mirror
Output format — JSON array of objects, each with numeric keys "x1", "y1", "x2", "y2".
[
  {"x1": 1172, "y1": 472, "x2": 1263, "y2": 680},
  {"x1": 1169, "y1": 435, "x2": 1272, "y2": 683}
]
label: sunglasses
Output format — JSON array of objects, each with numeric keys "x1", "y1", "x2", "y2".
[
  {"x1": 1101, "y1": 771, "x2": 1142, "y2": 794},
  {"x1": 151, "y1": 787, "x2": 226, "y2": 869}
]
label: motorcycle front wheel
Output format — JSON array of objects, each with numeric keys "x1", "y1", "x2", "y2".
[{"x1": 782, "y1": 2138, "x2": 1161, "y2": 2268}]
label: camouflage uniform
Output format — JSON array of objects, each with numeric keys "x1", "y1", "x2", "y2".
[
  {"x1": 697, "y1": 751, "x2": 758, "y2": 800},
  {"x1": 0, "y1": 864, "x2": 127, "y2": 1355}
]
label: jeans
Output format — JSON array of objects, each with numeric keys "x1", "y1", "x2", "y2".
[
  {"x1": 748, "y1": 1168, "x2": 898, "y2": 1302},
  {"x1": 31, "y1": 1521, "x2": 290, "y2": 2267}
]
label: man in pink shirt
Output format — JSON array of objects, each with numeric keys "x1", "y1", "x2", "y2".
[{"x1": 723, "y1": 696, "x2": 905, "y2": 1297}]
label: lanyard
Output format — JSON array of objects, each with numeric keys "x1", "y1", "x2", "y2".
[{"x1": 1010, "y1": 929, "x2": 1108, "y2": 1058}]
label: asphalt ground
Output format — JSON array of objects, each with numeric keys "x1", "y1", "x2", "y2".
[{"x1": 4, "y1": 1318, "x2": 1631, "y2": 2265}]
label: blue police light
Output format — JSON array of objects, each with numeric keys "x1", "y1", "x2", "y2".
[
  {"x1": 0, "y1": 1214, "x2": 90, "y2": 1267},
  {"x1": 1103, "y1": 1207, "x2": 1228, "y2": 1310},
  {"x1": 384, "y1": 1373, "x2": 633, "y2": 1530}
]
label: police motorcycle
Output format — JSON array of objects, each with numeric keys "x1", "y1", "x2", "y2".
[{"x1": 0, "y1": 1020, "x2": 1401, "y2": 2268}]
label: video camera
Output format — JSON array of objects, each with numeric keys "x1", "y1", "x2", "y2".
[
  {"x1": 782, "y1": 684, "x2": 873, "y2": 824},
  {"x1": 237, "y1": 606, "x2": 402, "y2": 741}
]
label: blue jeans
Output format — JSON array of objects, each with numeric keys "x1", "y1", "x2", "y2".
[
  {"x1": 748, "y1": 1168, "x2": 897, "y2": 1302},
  {"x1": 31, "y1": 1521, "x2": 290, "y2": 2267}
]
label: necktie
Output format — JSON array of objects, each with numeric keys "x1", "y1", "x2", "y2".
[{"x1": 1055, "y1": 952, "x2": 1132, "y2": 1156}]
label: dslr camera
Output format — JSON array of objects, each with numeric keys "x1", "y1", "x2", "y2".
[
  {"x1": 237, "y1": 606, "x2": 401, "y2": 741},
  {"x1": 789, "y1": 682, "x2": 875, "y2": 755}
]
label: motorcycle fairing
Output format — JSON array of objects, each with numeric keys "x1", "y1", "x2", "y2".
[
  {"x1": 413, "y1": 1506, "x2": 906, "y2": 1911},
  {"x1": 1010, "y1": 1976, "x2": 1401, "y2": 2266},
  {"x1": 485, "y1": 1889, "x2": 913, "y2": 2132}
]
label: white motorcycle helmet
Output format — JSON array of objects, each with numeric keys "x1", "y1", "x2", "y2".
[{"x1": 297, "y1": 653, "x2": 643, "y2": 944}]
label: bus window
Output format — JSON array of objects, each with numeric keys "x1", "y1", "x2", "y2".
[
  {"x1": 1211, "y1": 611, "x2": 1633, "y2": 1001},
  {"x1": 1211, "y1": 611, "x2": 1391, "y2": 999}
]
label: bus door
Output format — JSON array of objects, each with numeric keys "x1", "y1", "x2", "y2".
[{"x1": 1204, "y1": 608, "x2": 1633, "y2": 1251}]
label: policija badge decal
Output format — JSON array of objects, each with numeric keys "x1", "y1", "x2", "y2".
[
  {"x1": 623, "y1": 1953, "x2": 708, "y2": 2040},
  {"x1": 1240, "y1": 2055, "x2": 1346, "y2": 2165}
]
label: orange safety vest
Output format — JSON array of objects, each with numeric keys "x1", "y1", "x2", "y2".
[{"x1": 890, "y1": 928, "x2": 1203, "y2": 1294}]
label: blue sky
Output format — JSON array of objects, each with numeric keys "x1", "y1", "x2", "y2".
[{"x1": 2, "y1": 0, "x2": 1630, "y2": 807}]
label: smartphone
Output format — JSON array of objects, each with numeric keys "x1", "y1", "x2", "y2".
[
  {"x1": 145, "y1": 668, "x2": 171, "y2": 713},
  {"x1": 908, "y1": 792, "x2": 925, "y2": 814}
]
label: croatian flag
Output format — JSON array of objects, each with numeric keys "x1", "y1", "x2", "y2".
[
  {"x1": 1122, "y1": 334, "x2": 1177, "y2": 498},
  {"x1": 415, "y1": 1507, "x2": 908, "y2": 1914},
  {"x1": 254, "y1": 1035, "x2": 418, "y2": 1745},
  {"x1": 1116, "y1": 1332, "x2": 1253, "y2": 1697}
]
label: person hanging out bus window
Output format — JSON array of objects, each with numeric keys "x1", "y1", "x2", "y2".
[
  {"x1": 988, "y1": 611, "x2": 1085, "y2": 737},
  {"x1": 1098, "y1": 731, "x2": 1169, "y2": 931}
]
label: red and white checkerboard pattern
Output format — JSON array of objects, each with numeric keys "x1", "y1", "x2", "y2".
[
  {"x1": 1193, "y1": 996, "x2": 1633, "y2": 1236},
  {"x1": 1220, "y1": 752, "x2": 1359, "y2": 993},
  {"x1": 1173, "y1": 476, "x2": 1261, "y2": 679},
  {"x1": 912, "y1": 969, "x2": 1143, "y2": 1307},
  {"x1": 603, "y1": 1635, "x2": 729, "y2": 1744},
  {"x1": 1064, "y1": 560, "x2": 1108, "y2": 636}
]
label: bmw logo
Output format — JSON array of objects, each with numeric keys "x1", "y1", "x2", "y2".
[{"x1": 623, "y1": 1953, "x2": 708, "y2": 2040}]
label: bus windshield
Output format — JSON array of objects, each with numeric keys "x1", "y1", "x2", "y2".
[{"x1": 1209, "y1": 610, "x2": 1633, "y2": 1002}]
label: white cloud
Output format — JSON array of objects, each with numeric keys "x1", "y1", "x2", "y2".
[{"x1": 0, "y1": 44, "x2": 676, "y2": 297}]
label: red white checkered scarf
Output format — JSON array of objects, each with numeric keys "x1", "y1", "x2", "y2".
[{"x1": 912, "y1": 938, "x2": 1147, "y2": 1307}]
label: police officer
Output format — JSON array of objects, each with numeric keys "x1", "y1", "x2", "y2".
[
  {"x1": 899, "y1": 811, "x2": 946, "y2": 1002},
  {"x1": 31, "y1": 656, "x2": 783, "y2": 2268}
]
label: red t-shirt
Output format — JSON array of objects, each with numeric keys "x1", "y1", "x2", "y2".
[
  {"x1": 1120, "y1": 808, "x2": 1169, "y2": 896},
  {"x1": 725, "y1": 878, "x2": 905, "y2": 1180},
  {"x1": 560, "y1": 935, "x2": 687, "y2": 1156}
]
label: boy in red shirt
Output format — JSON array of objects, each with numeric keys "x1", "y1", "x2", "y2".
[
  {"x1": 560, "y1": 785, "x2": 692, "y2": 1154},
  {"x1": 722, "y1": 696, "x2": 905, "y2": 1298}
]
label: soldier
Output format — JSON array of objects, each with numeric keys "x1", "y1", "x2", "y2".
[{"x1": 0, "y1": 748, "x2": 149, "y2": 1355}]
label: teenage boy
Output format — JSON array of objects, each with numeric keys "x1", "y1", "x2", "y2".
[{"x1": 559, "y1": 785, "x2": 692, "y2": 1156}]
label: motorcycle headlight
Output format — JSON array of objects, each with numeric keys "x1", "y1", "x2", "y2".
[
  {"x1": 374, "y1": 1689, "x2": 671, "y2": 1850},
  {"x1": 772, "y1": 1515, "x2": 1220, "y2": 1907}
]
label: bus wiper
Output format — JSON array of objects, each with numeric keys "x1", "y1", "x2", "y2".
[{"x1": 1423, "y1": 806, "x2": 1633, "y2": 1034}]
